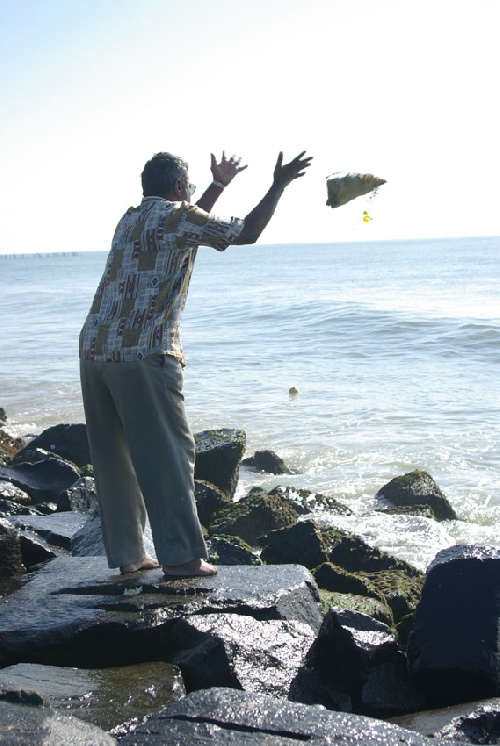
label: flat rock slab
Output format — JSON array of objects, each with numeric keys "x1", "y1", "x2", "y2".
[
  {"x1": 0, "y1": 558, "x2": 323, "y2": 670},
  {"x1": 120, "y1": 687, "x2": 464, "y2": 745},
  {"x1": 0, "y1": 661, "x2": 184, "y2": 737},
  {"x1": 7, "y1": 512, "x2": 89, "y2": 550}
]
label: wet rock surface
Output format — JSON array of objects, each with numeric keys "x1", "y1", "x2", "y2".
[
  {"x1": 194, "y1": 428, "x2": 246, "y2": 498},
  {"x1": 0, "y1": 700, "x2": 116, "y2": 745},
  {"x1": 407, "y1": 545, "x2": 500, "y2": 707},
  {"x1": 376, "y1": 469, "x2": 457, "y2": 521},
  {"x1": 0, "y1": 454, "x2": 80, "y2": 504},
  {"x1": 210, "y1": 491, "x2": 298, "y2": 545},
  {"x1": 0, "y1": 559, "x2": 323, "y2": 670},
  {"x1": 119, "y1": 687, "x2": 463, "y2": 745},
  {"x1": 8, "y1": 511, "x2": 88, "y2": 552},
  {"x1": 242, "y1": 449, "x2": 293, "y2": 474},
  {"x1": 0, "y1": 661, "x2": 184, "y2": 737},
  {"x1": 293, "y1": 606, "x2": 424, "y2": 717}
]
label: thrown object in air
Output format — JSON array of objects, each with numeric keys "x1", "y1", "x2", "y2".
[{"x1": 326, "y1": 171, "x2": 386, "y2": 208}]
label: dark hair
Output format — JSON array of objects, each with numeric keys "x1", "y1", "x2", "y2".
[{"x1": 141, "y1": 152, "x2": 188, "y2": 197}]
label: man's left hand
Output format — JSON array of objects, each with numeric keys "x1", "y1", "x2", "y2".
[{"x1": 210, "y1": 152, "x2": 247, "y2": 187}]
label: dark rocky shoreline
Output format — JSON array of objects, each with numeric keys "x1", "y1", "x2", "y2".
[{"x1": 1, "y1": 415, "x2": 500, "y2": 744}]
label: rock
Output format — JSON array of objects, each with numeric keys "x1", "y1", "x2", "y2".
[
  {"x1": 269, "y1": 485, "x2": 353, "y2": 516},
  {"x1": 172, "y1": 613, "x2": 316, "y2": 698},
  {"x1": 0, "y1": 661, "x2": 184, "y2": 738},
  {"x1": 210, "y1": 492, "x2": 298, "y2": 545},
  {"x1": 194, "y1": 479, "x2": 231, "y2": 528},
  {"x1": 261, "y1": 520, "x2": 422, "y2": 579},
  {"x1": 0, "y1": 700, "x2": 116, "y2": 745},
  {"x1": 0, "y1": 518, "x2": 24, "y2": 580},
  {"x1": 0, "y1": 408, "x2": 6, "y2": 424},
  {"x1": 207, "y1": 535, "x2": 261, "y2": 566},
  {"x1": 0, "y1": 455, "x2": 80, "y2": 504},
  {"x1": 56, "y1": 476, "x2": 98, "y2": 512},
  {"x1": 390, "y1": 697, "x2": 500, "y2": 743},
  {"x1": 13, "y1": 423, "x2": 91, "y2": 468},
  {"x1": 119, "y1": 687, "x2": 462, "y2": 745},
  {"x1": 376, "y1": 470, "x2": 457, "y2": 521},
  {"x1": 194, "y1": 428, "x2": 246, "y2": 498},
  {"x1": 407, "y1": 545, "x2": 500, "y2": 707},
  {"x1": 8, "y1": 511, "x2": 88, "y2": 553},
  {"x1": 18, "y1": 531, "x2": 58, "y2": 569},
  {"x1": 293, "y1": 607, "x2": 424, "y2": 717},
  {"x1": 242, "y1": 450, "x2": 293, "y2": 474},
  {"x1": 0, "y1": 559, "x2": 323, "y2": 677},
  {"x1": 261, "y1": 520, "x2": 331, "y2": 568}
]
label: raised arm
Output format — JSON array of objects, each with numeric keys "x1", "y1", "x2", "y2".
[
  {"x1": 196, "y1": 152, "x2": 247, "y2": 212},
  {"x1": 232, "y1": 151, "x2": 312, "y2": 245}
]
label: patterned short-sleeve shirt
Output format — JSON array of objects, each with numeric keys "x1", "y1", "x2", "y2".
[{"x1": 79, "y1": 197, "x2": 244, "y2": 364}]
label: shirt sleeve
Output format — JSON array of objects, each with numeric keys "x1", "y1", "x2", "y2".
[{"x1": 175, "y1": 203, "x2": 245, "y2": 252}]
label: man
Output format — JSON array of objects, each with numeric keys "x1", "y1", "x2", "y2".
[{"x1": 79, "y1": 149, "x2": 312, "y2": 577}]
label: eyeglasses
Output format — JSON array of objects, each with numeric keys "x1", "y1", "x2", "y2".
[{"x1": 181, "y1": 178, "x2": 196, "y2": 196}]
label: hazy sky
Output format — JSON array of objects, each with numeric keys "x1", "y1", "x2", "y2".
[{"x1": 1, "y1": 0, "x2": 498, "y2": 252}]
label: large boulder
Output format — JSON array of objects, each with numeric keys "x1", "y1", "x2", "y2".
[
  {"x1": 8, "y1": 512, "x2": 88, "y2": 553},
  {"x1": 194, "y1": 428, "x2": 246, "y2": 498},
  {"x1": 119, "y1": 687, "x2": 463, "y2": 745},
  {"x1": 242, "y1": 449, "x2": 293, "y2": 474},
  {"x1": 13, "y1": 423, "x2": 91, "y2": 468},
  {"x1": 194, "y1": 479, "x2": 231, "y2": 528},
  {"x1": 407, "y1": 545, "x2": 500, "y2": 707},
  {"x1": 206, "y1": 535, "x2": 260, "y2": 566},
  {"x1": 292, "y1": 606, "x2": 424, "y2": 717},
  {"x1": 376, "y1": 470, "x2": 457, "y2": 521},
  {"x1": 0, "y1": 560, "x2": 323, "y2": 677},
  {"x1": 261, "y1": 520, "x2": 422, "y2": 577},
  {"x1": 260, "y1": 520, "x2": 332, "y2": 568},
  {"x1": 0, "y1": 453, "x2": 80, "y2": 504},
  {"x1": 210, "y1": 492, "x2": 298, "y2": 545}
]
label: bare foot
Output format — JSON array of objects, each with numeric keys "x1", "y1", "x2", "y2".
[
  {"x1": 120, "y1": 555, "x2": 159, "y2": 574},
  {"x1": 162, "y1": 558, "x2": 218, "y2": 577}
]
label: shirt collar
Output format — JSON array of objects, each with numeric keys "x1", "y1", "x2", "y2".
[{"x1": 141, "y1": 196, "x2": 168, "y2": 203}]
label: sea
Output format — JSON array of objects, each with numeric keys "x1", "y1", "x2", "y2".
[{"x1": 1, "y1": 236, "x2": 499, "y2": 571}]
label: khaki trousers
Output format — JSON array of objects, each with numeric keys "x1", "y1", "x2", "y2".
[{"x1": 79, "y1": 354, "x2": 207, "y2": 568}]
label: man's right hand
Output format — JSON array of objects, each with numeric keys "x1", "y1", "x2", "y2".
[{"x1": 273, "y1": 151, "x2": 313, "y2": 189}]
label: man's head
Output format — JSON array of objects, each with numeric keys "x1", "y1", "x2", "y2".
[{"x1": 141, "y1": 152, "x2": 194, "y2": 201}]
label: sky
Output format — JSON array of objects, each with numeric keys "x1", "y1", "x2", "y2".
[{"x1": 0, "y1": 0, "x2": 499, "y2": 253}]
